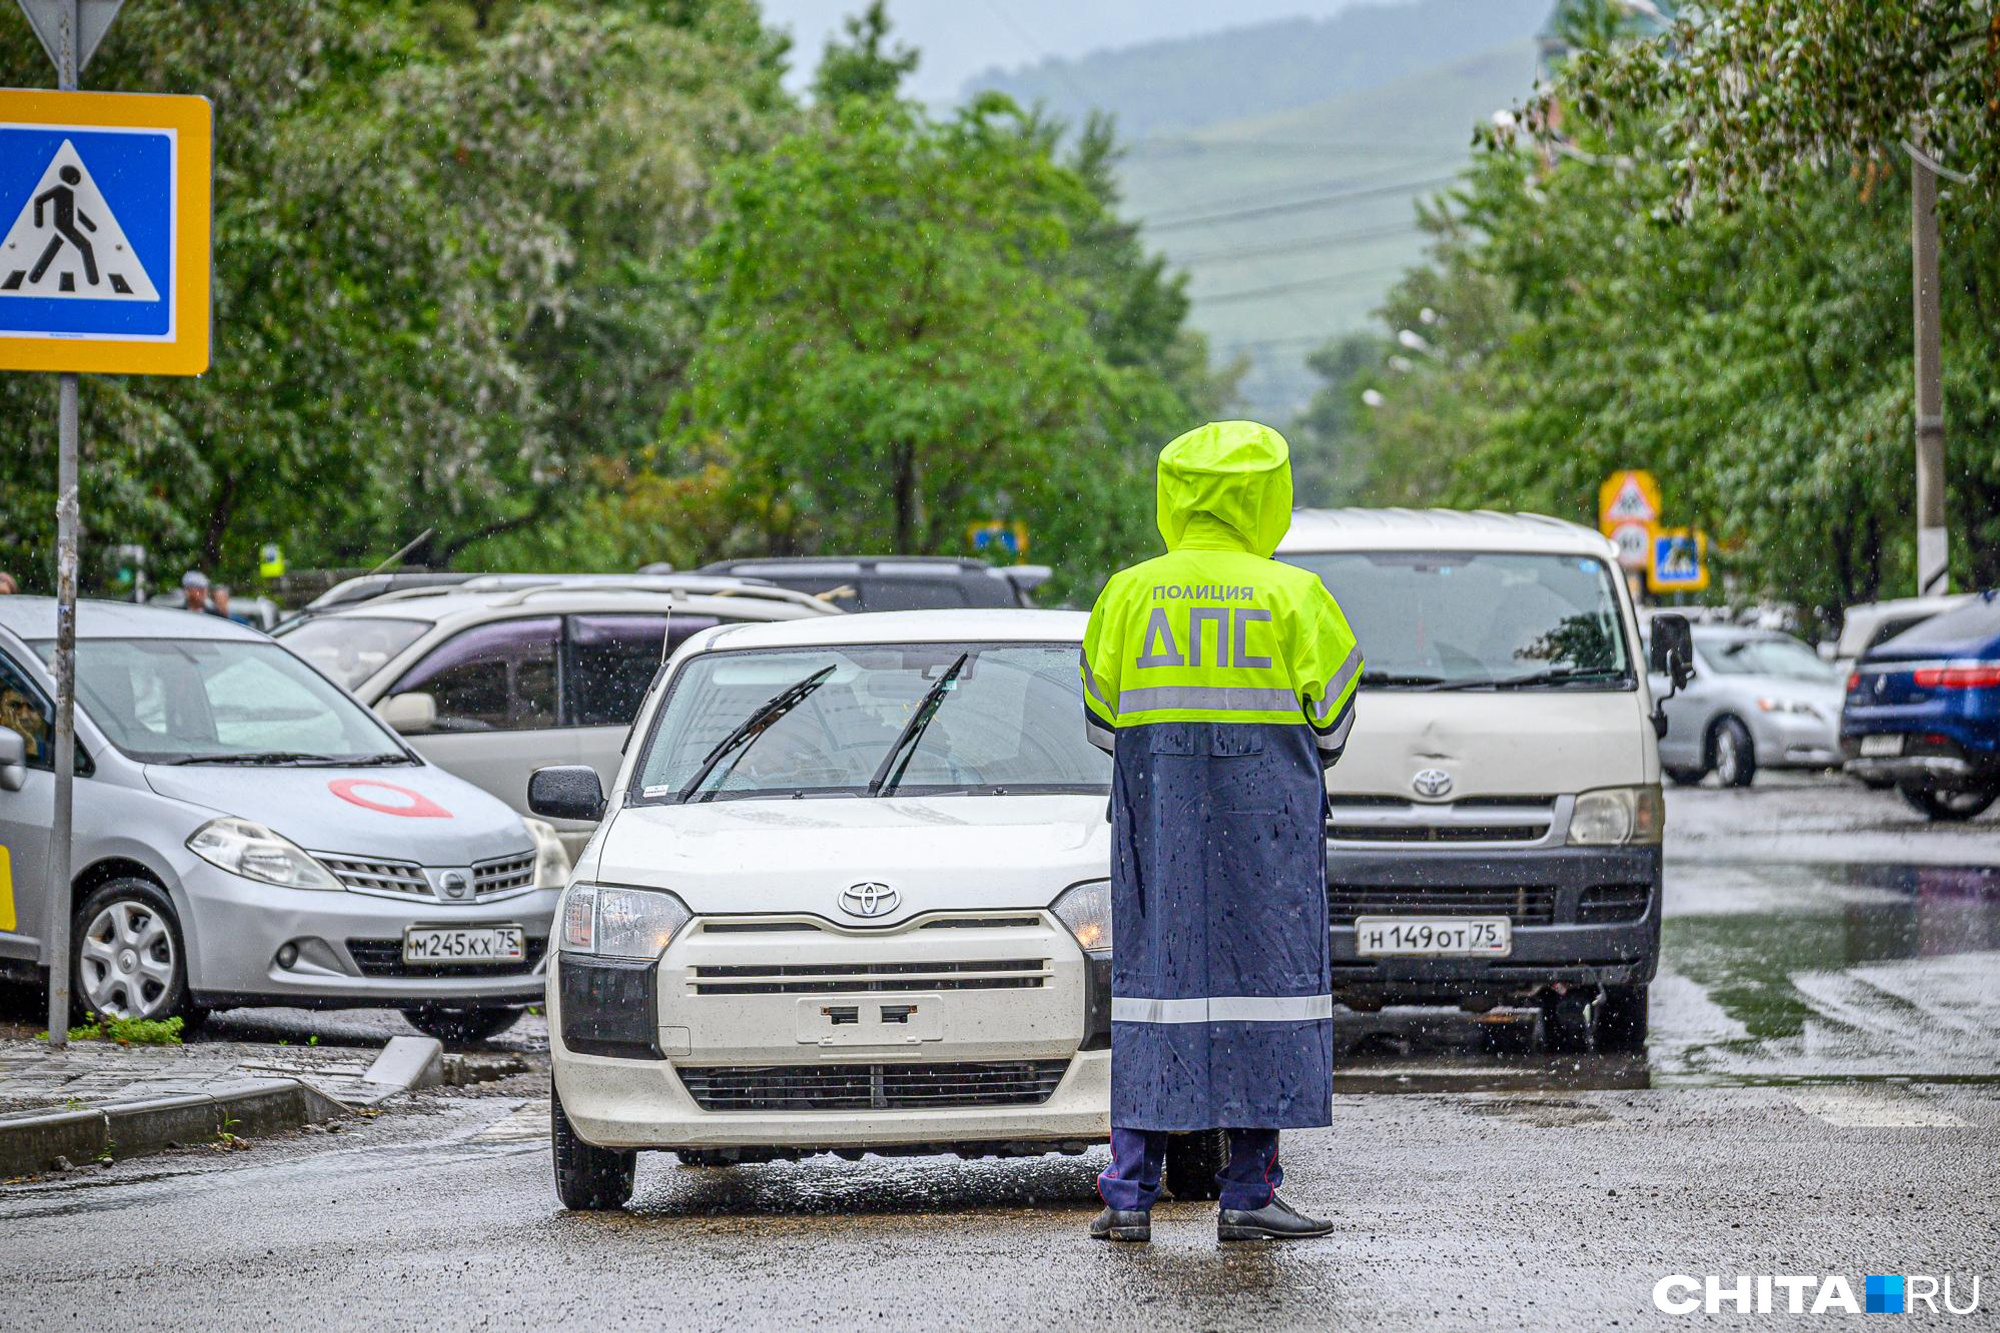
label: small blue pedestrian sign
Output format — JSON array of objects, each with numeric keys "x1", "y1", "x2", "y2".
[
  {"x1": 1648, "y1": 528, "x2": 1708, "y2": 593},
  {"x1": 0, "y1": 89, "x2": 211, "y2": 375}
]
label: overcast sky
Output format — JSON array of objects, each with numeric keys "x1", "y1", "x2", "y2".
[{"x1": 759, "y1": 0, "x2": 1371, "y2": 103}]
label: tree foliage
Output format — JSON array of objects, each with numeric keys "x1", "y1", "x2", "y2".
[
  {"x1": 1538, "y1": 0, "x2": 2000, "y2": 216},
  {"x1": 1303, "y1": 0, "x2": 2000, "y2": 620}
]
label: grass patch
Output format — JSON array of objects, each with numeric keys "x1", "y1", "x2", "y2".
[{"x1": 42, "y1": 1012, "x2": 184, "y2": 1046}]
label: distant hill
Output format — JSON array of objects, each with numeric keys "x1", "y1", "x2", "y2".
[
  {"x1": 970, "y1": 0, "x2": 1549, "y2": 140},
  {"x1": 1120, "y1": 37, "x2": 1542, "y2": 418}
]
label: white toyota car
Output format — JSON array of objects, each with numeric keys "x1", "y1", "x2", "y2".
[{"x1": 534, "y1": 610, "x2": 1202, "y2": 1210}]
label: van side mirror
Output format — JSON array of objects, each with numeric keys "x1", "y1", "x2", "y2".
[
  {"x1": 529, "y1": 765, "x2": 606, "y2": 822},
  {"x1": 0, "y1": 729, "x2": 26, "y2": 793},
  {"x1": 375, "y1": 691, "x2": 438, "y2": 736},
  {"x1": 1649, "y1": 614, "x2": 1695, "y2": 690}
]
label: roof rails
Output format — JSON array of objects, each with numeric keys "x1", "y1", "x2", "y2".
[{"x1": 488, "y1": 577, "x2": 837, "y2": 613}]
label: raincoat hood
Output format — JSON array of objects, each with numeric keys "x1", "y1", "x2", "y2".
[{"x1": 1155, "y1": 420, "x2": 1294, "y2": 557}]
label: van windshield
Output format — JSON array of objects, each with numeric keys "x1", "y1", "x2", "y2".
[
  {"x1": 1281, "y1": 550, "x2": 1633, "y2": 691},
  {"x1": 633, "y1": 642, "x2": 1110, "y2": 803}
]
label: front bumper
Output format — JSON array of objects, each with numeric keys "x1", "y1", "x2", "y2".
[
  {"x1": 177, "y1": 859, "x2": 556, "y2": 1009},
  {"x1": 1326, "y1": 844, "x2": 1661, "y2": 1007},
  {"x1": 548, "y1": 912, "x2": 1108, "y2": 1153},
  {"x1": 1750, "y1": 708, "x2": 1841, "y2": 768}
]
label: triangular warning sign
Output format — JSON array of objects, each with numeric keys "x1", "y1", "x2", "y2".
[
  {"x1": 1605, "y1": 475, "x2": 1655, "y2": 522},
  {"x1": 0, "y1": 139, "x2": 158, "y2": 301}
]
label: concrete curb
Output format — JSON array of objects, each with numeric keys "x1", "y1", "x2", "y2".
[{"x1": 0, "y1": 1037, "x2": 444, "y2": 1178}]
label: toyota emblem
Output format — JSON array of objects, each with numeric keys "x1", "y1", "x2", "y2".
[
  {"x1": 1411, "y1": 768, "x2": 1454, "y2": 799},
  {"x1": 840, "y1": 882, "x2": 899, "y2": 919}
]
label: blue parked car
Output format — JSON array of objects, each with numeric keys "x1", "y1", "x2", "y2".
[{"x1": 1842, "y1": 590, "x2": 2000, "y2": 820}]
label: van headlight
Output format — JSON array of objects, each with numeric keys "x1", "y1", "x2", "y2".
[
  {"x1": 187, "y1": 817, "x2": 343, "y2": 890},
  {"x1": 558, "y1": 882, "x2": 691, "y2": 960},
  {"x1": 1051, "y1": 879, "x2": 1112, "y2": 956},
  {"x1": 1567, "y1": 785, "x2": 1665, "y2": 846},
  {"x1": 523, "y1": 817, "x2": 572, "y2": 890}
]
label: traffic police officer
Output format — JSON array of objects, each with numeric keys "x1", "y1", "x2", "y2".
[{"x1": 1081, "y1": 420, "x2": 1361, "y2": 1243}]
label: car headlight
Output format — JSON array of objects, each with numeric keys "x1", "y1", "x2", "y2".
[
  {"x1": 523, "y1": 817, "x2": 572, "y2": 890},
  {"x1": 187, "y1": 817, "x2": 343, "y2": 890},
  {"x1": 1050, "y1": 879, "x2": 1112, "y2": 956},
  {"x1": 1756, "y1": 697, "x2": 1818, "y2": 717},
  {"x1": 1567, "y1": 785, "x2": 1664, "y2": 846},
  {"x1": 557, "y1": 882, "x2": 691, "y2": 960}
]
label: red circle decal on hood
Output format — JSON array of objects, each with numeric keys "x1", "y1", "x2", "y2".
[{"x1": 328, "y1": 778, "x2": 452, "y2": 819}]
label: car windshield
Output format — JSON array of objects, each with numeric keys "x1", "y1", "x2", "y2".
[
  {"x1": 1280, "y1": 550, "x2": 1632, "y2": 689},
  {"x1": 33, "y1": 637, "x2": 410, "y2": 765},
  {"x1": 274, "y1": 615, "x2": 430, "y2": 689},
  {"x1": 1699, "y1": 634, "x2": 1838, "y2": 680},
  {"x1": 632, "y1": 641, "x2": 1110, "y2": 803}
]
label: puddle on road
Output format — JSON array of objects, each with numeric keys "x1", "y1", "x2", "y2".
[{"x1": 1658, "y1": 862, "x2": 2000, "y2": 1085}]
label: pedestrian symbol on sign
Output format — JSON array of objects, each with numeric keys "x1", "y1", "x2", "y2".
[
  {"x1": 1648, "y1": 528, "x2": 1709, "y2": 593},
  {"x1": 0, "y1": 139, "x2": 158, "y2": 301}
]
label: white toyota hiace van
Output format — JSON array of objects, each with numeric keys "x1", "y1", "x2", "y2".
[{"x1": 1277, "y1": 509, "x2": 1689, "y2": 1051}]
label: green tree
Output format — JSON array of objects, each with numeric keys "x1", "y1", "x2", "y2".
[{"x1": 810, "y1": 1, "x2": 918, "y2": 106}]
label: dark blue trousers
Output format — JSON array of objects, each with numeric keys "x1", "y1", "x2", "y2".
[{"x1": 1097, "y1": 1127, "x2": 1282, "y2": 1212}]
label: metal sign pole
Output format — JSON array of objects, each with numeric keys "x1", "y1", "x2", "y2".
[{"x1": 41, "y1": 0, "x2": 82, "y2": 1051}]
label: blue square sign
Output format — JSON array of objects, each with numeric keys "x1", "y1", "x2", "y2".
[{"x1": 0, "y1": 89, "x2": 211, "y2": 375}]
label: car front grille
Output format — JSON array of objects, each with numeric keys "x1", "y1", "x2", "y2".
[
  {"x1": 1326, "y1": 797, "x2": 1555, "y2": 844},
  {"x1": 1329, "y1": 885, "x2": 1557, "y2": 926},
  {"x1": 1577, "y1": 883, "x2": 1652, "y2": 924},
  {"x1": 677, "y1": 1059, "x2": 1071, "y2": 1112},
  {"x1": 346, "y1": 936, "x2": 547, "y2": 978},
  {"x1": 473, "y1": 853, "x2": 535, "y2": 897},
  {"x1": 321, "y1": 853, "x2": 537, "y2": 901},
  {"x1": 689, "y1": 958, "x2": 1049, "y2": 995},
  {"x1": 322, "y1": 857, "x2": 428, "y2": 897}
]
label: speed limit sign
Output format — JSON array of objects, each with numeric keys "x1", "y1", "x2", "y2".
[{"x1": 1611, "y1": 520, "x2": 1652, "y2": 570}]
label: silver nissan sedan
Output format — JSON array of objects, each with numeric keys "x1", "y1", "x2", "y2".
[{"x1": 0, "y1": 598, "x2": 566, "y2": 1042}]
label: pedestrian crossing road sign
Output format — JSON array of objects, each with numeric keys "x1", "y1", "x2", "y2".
[
  {"x1": 1648, "y1": 528, "x2": 1709, "y2": 593},
  {"x1": 0, "y1": 89, "x2": 210, "y2": 375}
]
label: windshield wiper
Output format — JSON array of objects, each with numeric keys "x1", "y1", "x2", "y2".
[
  {"x1": 869, "y1": 653, "x2": 971, "y2": 798},
  {"x1": 676, "y1": 665, "x2": 837, "y2": 803},
  {"x1": 1359, "y1": 670, "x2": 1447, "y2": 687},
  {"x1": 1431, "y1": 666, "x2": 1629, "y2": 691},
  {"x1": 167, "y1": 751, "x2": 338, "y2": 766}
]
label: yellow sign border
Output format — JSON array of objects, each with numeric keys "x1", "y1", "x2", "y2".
[
  {"x1": 0, "y1": 88, "x2": 212, "y2": 376},
  {"x1": 1647, "y1": 528, "x2": 1710, "y2": 593}
]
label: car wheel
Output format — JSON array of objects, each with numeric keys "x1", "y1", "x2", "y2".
[
  {"x1": 1896, "y1": 784, "x2": 1999, "y2": 822},
  {"x1": 1709, "y1": 716, "x2": 1756, "y2": 788},
  {"x1": 400, "y1": 1006, "x2": 523, "y2": 1045},
  {"x1": 552, "y1": 1084, "x2": 635, "y2": 1210},
  {"x1": 1541, "y1": 990, "x2": 1594, "y2": 1054},
  {"x1": 1593, "y1": 985, "x2": 1649, "y2": 1053},
  {"x1": 1663, "y1": 766, "x2": 1706, "y2": 787},
  {"x1": 72, "y1": 878, "x2": 194, "y2": 1025},
  {"x1": 1163, "y1": 1129, "x2": 1228, "y2": 1201}
]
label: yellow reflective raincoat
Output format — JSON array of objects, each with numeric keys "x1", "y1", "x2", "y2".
[{"x1": 1080, "y1": 421, "x2": 1362, "y2": 1130}]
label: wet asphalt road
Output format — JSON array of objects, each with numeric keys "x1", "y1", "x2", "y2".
[{"x1": 4, "y1": 775, "x2": 1995, "y2": 1330}]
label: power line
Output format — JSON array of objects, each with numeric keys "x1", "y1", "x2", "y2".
[
  {"x1": 1167, "y1": 220, "x2": 1421, "y2": 266},
  {"x1": 1145, "y1": 173, "x2": 1459, "y2": 233},
  {"x1": 1193, "y1": 266, "x2": 1407, "y2": 305}
]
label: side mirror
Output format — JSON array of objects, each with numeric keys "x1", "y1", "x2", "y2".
[
  {"x1": 375, "y1": 691, "x2": 438, "y2": 736},
  {"x1": 529, "y1": 765, "x2": 606, "y2": 822},
  {"x1": 0, "y1": 729, "x2": 26, "y2": 793},
  {"x1": 1649, "y1": 614, "x2": 1695, "y2": 690}
]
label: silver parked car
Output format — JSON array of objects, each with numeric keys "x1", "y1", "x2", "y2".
[
  {"x1": 1649, "y1": 626, "x2": 1845, "y2": 786},
  {"x1": 0, "y1": 599, "x2": 566, "y2": 1041}
]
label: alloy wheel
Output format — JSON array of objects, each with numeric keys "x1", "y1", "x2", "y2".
[{"x1": 78, "y1": 899, "x2": 177, "y2": 1020}]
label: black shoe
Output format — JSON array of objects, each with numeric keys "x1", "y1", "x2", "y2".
[
  {"x1": 1218, "y1": 1195, "x2": 1333, "y2": 1242},
  {"x1": 1090, "y1": 1207, "x2": 1152, "y2": 1242}
]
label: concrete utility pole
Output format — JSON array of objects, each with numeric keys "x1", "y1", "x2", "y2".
[{"x1": 1911, "y1": 153, "x2": 1948, "y2": 597}]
